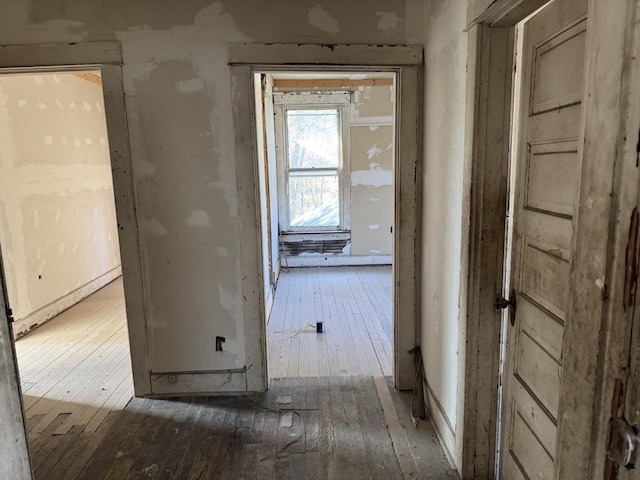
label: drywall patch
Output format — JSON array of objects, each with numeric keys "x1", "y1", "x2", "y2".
[
  {"x1": 194, "y1": 2, "x2": 252, "y2": 42},
  {"x1": 308, "y1": 4, "x2": 339, "y2": 34},
  {"x1": 376, "y1": 11, "x2": 402, "y2": 32},
  {"x1": 367, "y1": 145, "x2": 382, "y2": 159},
  {"x1": 177, "y1": 78, "x2": 205, "y2": 93},
  {"x1": 146, "y1": 217, "x2": 168, "y2": 236},
  {"x1": 352, "y1": 169, "x2": 393, "y2": 187},
  {"x1": 136, "y1": 160, "x2": 157, "y2": 177},
  {"x1": 185, "y1": 210, "x2": 211, "y2": 228},
  {"x1": 218, "y1": 283, "x2": 239, "y2": 317}
]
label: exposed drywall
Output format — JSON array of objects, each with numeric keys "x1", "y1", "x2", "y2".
[
  {"x1": 0, "y1": 72, "x2": 122, "y2": 336},
  {"x1": 420, "y1": 0, "x2": 469, "y2": 471},
  {"x1": 350, "y1": 84, "x2": 394, "y2": 256}
]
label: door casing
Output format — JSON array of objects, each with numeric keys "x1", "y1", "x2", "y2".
[
  {"x1": 464, "y1": 0, "x2": 640, "y2": 478},
  {"x1": 0, "y1": 42, "x2": 149, "y2": 397},
  {"x1": 228, "y1": 44, "x2": 423, "y2": 391}
]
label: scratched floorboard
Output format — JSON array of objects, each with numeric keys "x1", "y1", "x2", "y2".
[
  {"x1": 71, "y1": 377, "x2": 455, "y2": 479},
  {"x1": 20, "y1": 267, "x2": 456, "y2": 479}
]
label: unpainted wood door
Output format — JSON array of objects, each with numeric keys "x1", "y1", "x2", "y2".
[{"x1": 500, "y1": 1, "x2": 588, "y2": 478}]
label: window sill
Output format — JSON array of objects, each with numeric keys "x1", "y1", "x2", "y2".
[{"x1": 280, "y1": 231, "x2": 350, "y2": 242}]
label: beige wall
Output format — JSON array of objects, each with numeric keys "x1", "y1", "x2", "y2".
[
  {"x1": 420, "y1": 0, "x2": 469, "y2": 471},
  {"x1": 0, "y1": 72, "x2": 121, "y2": 336},
  {"x1": 350, "y1": 84, "x2": 394, "y2": 256}
]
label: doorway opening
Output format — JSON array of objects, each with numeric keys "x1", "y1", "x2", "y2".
[
  {"x1": 0, "y1": 69, "x2": 133, "y2": 478},
  {"x1": 253, "y1": 71, "x2": 396, "y2": 382}
]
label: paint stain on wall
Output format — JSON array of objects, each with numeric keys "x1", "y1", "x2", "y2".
[
  {"x1": 351, "y1": 170, "x2": 393, "y2": 187},
  {"x1": 376, "y1": 11, "x2": 401, "y2": 33},
  {"x1": 308, "y1": 4, "x2": 339, "y2": 34},
  {"x1": 367, "y1": 144, "x2": 382, "y2": 159},
  {"x1": 146, "y1": 217, "x2": 169, "y2": 236},
  {"x1": 177, "y1": 78, "x2": 205, "y2": 93},
  {"x1": 185, "y1": 210, "x2": 211, "y2": 228}
]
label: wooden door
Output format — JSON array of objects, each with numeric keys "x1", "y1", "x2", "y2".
[{"x1": 501, "y1": 1, "x2": 588, "y2": 478}]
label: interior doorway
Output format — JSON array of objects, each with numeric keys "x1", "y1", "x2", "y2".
[
  {"x1": 0, "y1": 69, "x2": 133, "y2": 479},
  {"x1": 253, "y1": 71, "x2": 397, "y2": 381}
]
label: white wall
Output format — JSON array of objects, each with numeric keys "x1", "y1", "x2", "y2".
[
  {"x1": 420, "y1": 0, "x2": 470, "y2": 470},
  {"x1": 0, "y1": 72, "x2": 122, "y2": 337},
  {"x1": 0, "y1": 0, "x2": 417, "y2": 378},
  {"x1": 350, "y1": 84, "x2": 394, "y2": 256}
]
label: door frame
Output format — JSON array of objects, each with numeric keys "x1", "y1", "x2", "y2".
[
  {"x1": 228, "y1": 44, "x2": 423, "y2": 391},
  {"x1": 464, "y1": 0, "x2": 640, "y2": 478},
  {"x1": 0, "y1": 42, "x2": 151, "y2": 397}
]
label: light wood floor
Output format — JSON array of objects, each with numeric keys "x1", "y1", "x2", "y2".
[
  {"x1": 267, "y1": 266, "x2": 393, "y2": 379},
  {"x1": 15, "y1": 277, "x2": 133, "y2": 479}
]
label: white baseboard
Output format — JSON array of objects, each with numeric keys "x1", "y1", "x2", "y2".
[
  {"x1": 12, "y1": 266, "x2": 122, "y2": 338},
  {"x1": 423, "y1": 380, "x2": 460, "y2": 474},
  {"x1": 282, "y1": 255, "x2": 392, "y2": 268}
]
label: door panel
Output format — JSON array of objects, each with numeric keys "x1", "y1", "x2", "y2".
[
  {"x1": 501, "y1": 0, "x2": 588, "y2": 477},
  {"x1": 531, "y1": 22, "x2": 587, "y2": 114},
  {"x1": 526, "y1": 142, "x2": 579, "y2": 217}
]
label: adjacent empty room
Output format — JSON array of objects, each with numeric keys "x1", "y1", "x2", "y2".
[
  {"x1": 0, "y1": 70, "x2": 133, "y2": 478},
  {"x1": 253, "y1": 72, "x2": 397, "y2": 381}
]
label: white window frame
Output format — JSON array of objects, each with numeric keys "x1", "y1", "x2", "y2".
[{"x1": 273, "y1": 91, "x2": 351, "y2": 233}]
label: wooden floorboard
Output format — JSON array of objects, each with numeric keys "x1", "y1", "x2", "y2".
[
  {"x1": 268, "y1": 266, "x2": 394, "y2": 378},
  {"x1": 73, "y1": 377, "x2": 454, "y2": 479},
  {"x1": 13, "y1": 277, "x2": 134, "y2": 480},
  {"x1": 13, "y1": 267, "x2": 456, "y2": 479}
]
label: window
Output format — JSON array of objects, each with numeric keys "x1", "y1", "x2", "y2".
[{"x1": 274, "y1": 92, "x2": 350, "y2": 232}]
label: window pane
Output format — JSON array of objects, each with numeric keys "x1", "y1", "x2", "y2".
[
  {"x1": 286, "y1": 109, "x2": 339, "y2": 169},
  {"x1": 288, "y1": 172, "x2": 339, "y2": 227}
]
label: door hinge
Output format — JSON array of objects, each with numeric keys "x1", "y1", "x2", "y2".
[
  {"x1": 608, "y1": 417, "x2": 640, "y2": 469},
  {"x1": 5, "y1": 306, "x2": 14, "y2": 323}
]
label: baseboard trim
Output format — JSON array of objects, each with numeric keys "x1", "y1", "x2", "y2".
[
  {"x1": 12, "y1": 266, "x2": 122, "y2": 338},
  {"x1": 423, "y1": 379, "x2": 460, "y2": 474},
  {"x1": 282, "y1": 255, "x2": 392, "y2": 268}
]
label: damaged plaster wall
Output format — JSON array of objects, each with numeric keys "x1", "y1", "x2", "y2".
[
  {"x1": 420, "y1": 0, "x2": 469, "y2": 471},
  {"x1": 0, "y1": 72, "x2": 121, "y2": 337},
  {"x1": 350, "y1": 84, "x2": 394, "y2": 256},
  {"x1": 0, "y1": 0, "x2": 412, "y2": 382}
]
